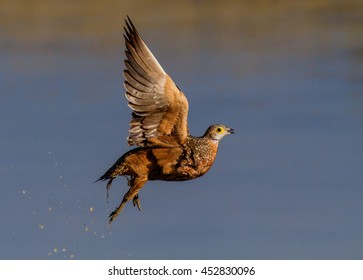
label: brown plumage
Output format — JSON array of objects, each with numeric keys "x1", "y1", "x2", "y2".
[{"x1": 97, "y1": 17, "x2": 234, "y2": 223}]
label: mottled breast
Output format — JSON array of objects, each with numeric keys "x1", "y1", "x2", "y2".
[{"x1": 150, "y1": 137, "x2": 219, "y2": 181}]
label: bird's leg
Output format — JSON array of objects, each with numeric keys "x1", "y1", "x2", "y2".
[
  {"x1": 106, "y1": 178, "x2": 114, "y2": 203},
  {"x1": 128, "y1": 176, "x2": 141, "y2": 210},
  {"x1": 109, "y1": 197, "x2": 128, "y2": 223},
  {"x1": 133, "y1": 194, "x2": 142, "y2": 211},
  {"x1": 109, "y1": 175, "x2": 147, "y2": 223},
  {"x1": 126, "y1": 176, "x2": 131, "y2": 186}
]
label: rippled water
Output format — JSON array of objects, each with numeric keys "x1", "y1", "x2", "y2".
[{"x1": 1, "y1": 0, "x2": 363, "y2": 259}]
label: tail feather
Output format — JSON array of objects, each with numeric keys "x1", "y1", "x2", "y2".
[
  {"x1": 96, "y1": 173, "x2": 110, "y2": 182},
  {"x1": 96, "y1": 155, "x2": 129, "y2": 184}
]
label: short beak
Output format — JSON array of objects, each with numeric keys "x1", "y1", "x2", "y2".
[{"x1": 228, "y1": 127, "x2": 235, "y2": 134}]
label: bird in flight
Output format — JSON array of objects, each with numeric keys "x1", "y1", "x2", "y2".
[{"x1": 98, "y1": 17, "x2": 234, "y2": 223}]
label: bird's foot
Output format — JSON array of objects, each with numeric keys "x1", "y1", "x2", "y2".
[
  {"x1": 109, "y1": 199, "x2": 127, "y2": 223},
  {"x1": 133, "y1": 194, "x2": 142, "y2": 211}
]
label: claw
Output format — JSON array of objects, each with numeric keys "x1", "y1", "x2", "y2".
[{"x1": 133, "y1": 195, "x2": 142, "y2": 211}]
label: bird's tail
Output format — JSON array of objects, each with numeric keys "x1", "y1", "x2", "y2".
[{"x1": 95, "y1": 155, "x2": 129, "y2": 184}]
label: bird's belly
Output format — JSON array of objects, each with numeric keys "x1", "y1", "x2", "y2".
[
  {"x1": 150, "y1": 172, "x2": 200, "y2": 182},
  {"x1": 149, "y1": 161, "x2": 213, "y2": 181}
]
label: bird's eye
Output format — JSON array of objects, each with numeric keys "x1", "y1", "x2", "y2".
[{"x1": 216, "y1": 127, "x2": 223, "y2": 133}]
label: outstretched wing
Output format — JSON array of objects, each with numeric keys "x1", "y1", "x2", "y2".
[{"x1": 123, "y1": 17, "x2": 189, "y2": 147}]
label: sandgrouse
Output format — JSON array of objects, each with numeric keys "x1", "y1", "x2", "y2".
[{"x1": 98, "y1": 17, "x2": 234, "y2": 223}]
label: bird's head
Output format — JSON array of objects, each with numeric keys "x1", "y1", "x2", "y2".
[{"x1": 203, "y1": 124, "x2": 234, "y2": 141}]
